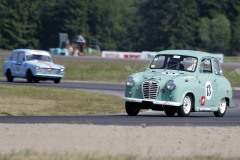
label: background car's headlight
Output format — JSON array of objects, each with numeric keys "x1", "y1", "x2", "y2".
[
  {"x1": 166, "y1": 80, "x2": 176, "y2": 90},
  {"x1": 36, "y1": 66, "x2": 40, "y2": 72},
  {"x1": 126, "y1": 77, "x2": 135, "y2": 86}
]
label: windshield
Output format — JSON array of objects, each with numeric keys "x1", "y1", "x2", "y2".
[
  {"x1": 26, "y1": 55, "x2": 52, "y2": 62},
  {"x1": 149, "y1": 54, "x2": 198, "y2": 72}
]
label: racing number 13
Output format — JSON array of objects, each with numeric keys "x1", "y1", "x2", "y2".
[
  {"x1": 205, "y1": 81, "x2": 212, "y2": 100},
  {"x1": 206, "y1": 84, "x2": 211, "y2": 97}
]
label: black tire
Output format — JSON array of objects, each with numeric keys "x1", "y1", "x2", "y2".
[
  {"x1": 6, "y1": 70, "x2": 14, "y2": 82},
  {"x1": 54, "y1": 78, "x2": 61, "y2": 84},
  {"x1": 34, "y1": 78, "x2": 39, "y2": 83},
  {"x1": 164, "y1": 108, "x2": 176, "y2": 117},
  {"x1": 125, "y1": 102, "x2": 140, "y2": 116},
  {"x1": 214, "y1": 98, "x2": 227, "y2": 117},
  {"x1": 26, "y1": 69, "x2": 34, "y2": 83},
  {"x1": 177, "y1": 94, "x2": 193, "y2": 117}
]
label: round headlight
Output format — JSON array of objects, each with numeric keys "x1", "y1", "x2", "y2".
[
  {"x1": 126, "y1": 77, "x2": 135, "y2": 87},
  {"x1": 166, "y1": 80, "x2": 176, "y2": 90}
]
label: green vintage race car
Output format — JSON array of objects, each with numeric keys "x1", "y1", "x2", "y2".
[{"x1": 123, "y1": 50, "x2": 232, "y2": 117}]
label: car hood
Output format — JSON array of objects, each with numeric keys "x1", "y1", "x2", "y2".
[
  {"x1": 27, "y1": 60, "x2": 64, "y2": 69},
  {"x1": 138, "y1": 70, "x2": 194, "y2": 85},
  {"x1": 143, "y1": 71, "x2": 179, "y2": 80}
]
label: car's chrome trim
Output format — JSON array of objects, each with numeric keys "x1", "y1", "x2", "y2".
[
  {"x1": 123, "y1": 97, "x2": 182, "y2": 106},
  {"x1": 142, "y1": 80, "x2": 159, "y2": 99}
]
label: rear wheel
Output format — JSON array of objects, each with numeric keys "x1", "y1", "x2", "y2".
[
  {"x1": 214, "y1": 98, "x2": 227, "y2": 117},
  {"x1": 177, "y1": 94, "x2": 193, "y2": 117},
  {"x1": 164, "y1": 108, "x2": 176, "y2": 117},
  {"x1": 125, "y1": 102, "x2": 140, "y2": 116},
  {"x1": 6, "y1": 70, "x2": 14, "y2": 82}
]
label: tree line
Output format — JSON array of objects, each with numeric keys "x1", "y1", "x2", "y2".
[{"x1": 0, "y1": 0, "x2": 240, "y2": 55}]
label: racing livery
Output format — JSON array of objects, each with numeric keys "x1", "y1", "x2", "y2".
[
  {"x1": 2, "y1": 49, "x2": 65, "y2": 83},
  {"x1": 123, "y1": 50, "x2": 232, "y2": 117}
]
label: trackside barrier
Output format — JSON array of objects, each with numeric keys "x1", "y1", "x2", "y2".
[
  {"x1": 102, "y1": 51, "x2": 122, "y2": 58},
  {"x1": 141, "y1": 51, "x2": 159, "y2": 59},
  {"x1": 102, "y1": 51, "x2": 225, "y2": 63},
  {"x1": 102, "y1": 51, "x2": 158, "y2": 60},
  {"x1": 102, "y1": 51, "x2": 142, "y2": 59}
]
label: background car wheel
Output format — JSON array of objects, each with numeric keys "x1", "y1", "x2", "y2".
[
  {"x1": 125, "y1": 102, "x2": 140, "y2": 116},
  {"x1": 54, "y1": 78, "x2": 61, "y2": 84},
  {"x1": 26, "y1": 70, "x2": 34, "y2": 83},
  {"x1": 164, "y1": 108, "x2": 176, "y2": 117},
  {"x1": 34, "y1": 78, "x2": 39, "y2": 83},
  {"x1": 6, "y1": 70, "x2": 14, "y2": 82},
  {"x1": 214, "y1": 98, "x2": 227, "y2": 117},
  {"x1": 177, "y1": 94, "x2": 193, "y2": 117}
]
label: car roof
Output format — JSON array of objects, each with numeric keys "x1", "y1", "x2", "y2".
[
  {"x1": 13, "y1": 49, "x2": 50, "y2": 56},
  {"x1": 158, "y1": 50, "x2": 215, "y2": 59}
]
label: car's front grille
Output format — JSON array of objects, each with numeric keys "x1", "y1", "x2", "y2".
[
  {"x1": 39, "y1": 68, "x2": 59, "y2": 74},
  {"x1": 142, "y1": 80, "x2": 159, "y2": 99}
]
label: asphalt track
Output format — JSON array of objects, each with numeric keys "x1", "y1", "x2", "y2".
[{"x1": 0, "y1": 78, "x2": 240, "y2": 126}]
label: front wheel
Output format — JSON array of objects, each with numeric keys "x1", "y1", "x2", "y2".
[
  {"x1": 26, "y1": 70, "x2": 34, "y2": 83},
  {"x1": 125, "y1": 102, "x2": 140, "y2": 116},
  {"x1": 164, "y1": 108, "x2": 176, "y2": 117},
  {"x1": 214, "y1": 98, "x2": 227, "y2": 117},
  {"x1": 54, "y1": 78, "x2": 61, "y2": 84},
  {"x1": 177, "y1": 94, "x2": 193, "y2": 117}
]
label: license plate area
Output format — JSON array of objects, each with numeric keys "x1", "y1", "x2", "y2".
[{"x1": 142, "y1": 101, "x2": 153, "y2": 108}]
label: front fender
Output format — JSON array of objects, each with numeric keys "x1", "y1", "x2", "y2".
[
  {"x1": 24, "y1": 64, "x2": 36, "y2": 76},
  {"x1": 167, "y1": 76, "x2": 198, "y2": 106}
]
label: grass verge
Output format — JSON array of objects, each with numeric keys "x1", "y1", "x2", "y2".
[
  {"x1": 224, "y1": 57, "x2": 240, "y2": 63},
  {"x1": 0, "y1": 150, "x2": 239, "y2": 160},
  {"x1": 55, "y1": 59, "x2": 148, "y2": 83},
  {"x1": 0, "y1": 84, "x2": 124, "y2": 116}
]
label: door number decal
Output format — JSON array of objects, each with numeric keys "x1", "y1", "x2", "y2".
[{"x1": 205, "y1": 81, "x2": 212, "y2": 100}]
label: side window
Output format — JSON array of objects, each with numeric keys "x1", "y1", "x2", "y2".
[
  {"x1": 200, "y1": 59, "x2": 212, "y2": 74},
  {"x1": 17, "y1": 52, "x2": 25, "y2": 61},
  {"x1": 9, "y1": 52, "x2": 18, "y2": 61},
  {"x1": 213, "y1": 59, "x2": 222, "y2": 76}
]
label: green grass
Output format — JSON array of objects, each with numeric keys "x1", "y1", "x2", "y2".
[
  {"x1": 224, "y1": 57, "x2": 240, "y2": 63},
  {"x1": 0, "y1": 84, "x2": 124, "y2": 116},
  {"x1": 223, "y1": 68, "x2": 240, "y2": 87},
  {"x1": 1, "y1": 150, "x2": 239, "y2": 160},
  {"x1": 57, "y1": 59, "x2": 147, "y2": 83},
  {"x1": 0, "y1": 49, "x2": 9, "y2": 53}
]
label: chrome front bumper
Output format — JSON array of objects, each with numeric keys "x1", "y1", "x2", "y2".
[{"x1": 123, "y1": 97, "x2": 182, "y2": 107}]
